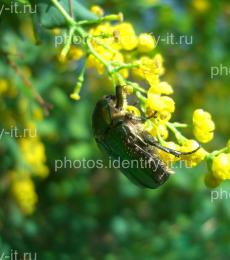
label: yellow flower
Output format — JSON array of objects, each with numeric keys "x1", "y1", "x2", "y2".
[
  {"x1": 147, "y1": 76, "x2": 161, "y2": 91},
  {"x1": 157, "y1": 141, "x2": 180, "y2": 164},
  {"x1": 157, "y1": 124, "x2": 169, "y2": 140},
  {"x1": 19, "y1": 137, "x2": 49, "y2": 178},
  {"x1": 158, "y1": 111, "x2": 172, "y2": 123},
  {"x1": 114, "y1": 23, "x2": 138, "y2": 51},
  {"x1": 138, "y1": 33, "x2": 156, "y2": 53},
  {"x1": 161, "y1": 96, "x2": 175, "y2": 113},
  {"x1": 134, "y1": 54, "x2": 165, "y2": 81},
  {"x1": 68, "y1": 46, "x2": 84, "y2": 61},
  {"x1": 90, "y1": 5, "x2": 104, "y2": 16},
  {"x1": 147, "y1": 94, "x2": 163, "y2": 111},
  {"x1": 20, "y1": 138, "x2": 46, "y2": 164},
  {"x1": 35, "y1": 164, "x2": 49, "y2": 178},
  {"x1": 11, "y1": 176, "x2": 38, "y2": 215},
  {"x1": 193, "y1": 129, "x2": 214, "y2": 143},
  {"x1": 193, "y1": 109, "x2": 215, "y2": 130},
  {"x1": 147, "y1": 94, "x2": 175, "y2": 116},
  {"x1": 147, "y1": 79, "x2": 174, "y2": 96},
  {"x1": 193, "y1": 109, "x2": 215, "y2": 143},
  {"x1": 193, "y1": 109, "x2": 210, "y2": 120},
  {"x1": 212, "y1": 153, "x2": 230, "y2": 180},
  {"x1": 147, "y1": 77, "x2": 161, "y2": 94},
  {"x1": 126, "y1": 106, "x2": 141, "y2": 117},
  {"x1": 159, "y1": 82, "x2": 173, "y2": 95},
  {"x1": 153, "y1": 54, "x2": 164, "y2": 75},
  {"x1": 180, "y1": 139, "x2": 207, "y2": 167},
  {"x1": 148, "y1": 123, "x2": 168, "y2": 140},
  {"x1": 147, "y1": 123, "x2": 157, "y2": 137}
]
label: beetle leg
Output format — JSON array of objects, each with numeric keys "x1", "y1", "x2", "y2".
[
  {"x1": 142, "y1": 132, "x2": 200, "y2": 157},
  {"x1": 128, "y1": 112, "x2": 157, "y2": 123},
  {"x1": 125, "y1": 113, "x2": 145, "y2": 123},
  {"x1": 115, "y1": 85, "x2": 125, "y2": 110}
]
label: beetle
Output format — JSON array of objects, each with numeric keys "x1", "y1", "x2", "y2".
[{"x1": 92, "y1": 85, "x2": 200, "y2": 189}]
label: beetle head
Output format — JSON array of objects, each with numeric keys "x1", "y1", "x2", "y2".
[{"x1": 92, "y1": 95, "x2": 120, "y2": 138}]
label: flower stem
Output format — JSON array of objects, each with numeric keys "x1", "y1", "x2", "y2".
[
  {"x1": 51, "y1": 0, "x2": 76, "y2": 26},
  {"x1": 86, "y1": 38, "x2": 113, "y2": 75},
  {"x1": 113, "y1": 63, "x2": 140, "y2": 72},
  {"x1": 60, "y1": 26, "x2": 76, "y2": 59},
  {"x1": 126, "y1": 81, "x2": 147, "y2": 94},
  {"x1": 208, "y1": 147, "x2": 228, "y2": 159},
  {"x1": 51, "y1": 0, "x2": 148, "y2": 97},
  {"x1": 166, "y1": 122, "x2": 187, "y2": 144},
  {"x1": 77, "y1": 13, "x2": 123, "y2": 26}
]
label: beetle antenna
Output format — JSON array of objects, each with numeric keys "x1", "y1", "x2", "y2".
[{"x1": 142, "y1": 132, "x2": 201, "y2": 157}]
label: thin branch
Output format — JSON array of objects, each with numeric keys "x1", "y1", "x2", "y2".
[
  {"x1": 1, "y1": 51, "x2": 52, "y2": 115},
  {"x1": 68, "y1": 0, "x2": 74, "y2": 18},
  {"x1": 51, "y1": 0, "x2": 76, "y2": 26}
]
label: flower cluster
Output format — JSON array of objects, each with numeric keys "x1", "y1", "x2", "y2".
[
  {"x1": 19, "y1": 137, "x2": 49, "y2": 178},
  {"x1": 52, "y1": 3, "x2": 229, "y2": 189},
  {"x1": 205, "y1": 148, "x2": 230, "y2": 188},
  {"x1": 212, "y1": 153, "x2": 230, "y2": 180},
  {"x1": 0, "y1": 77, "x2": 49, "y2": 215},
  {"x1": 11, "y1": 173, "x2": 38, "y2": 215},
  {"x1": 180, "y1": 139, "x2": 207, "y2": 167},
  {"x1": 193, "y1": 109, "x2": 215, "y2": 143}
]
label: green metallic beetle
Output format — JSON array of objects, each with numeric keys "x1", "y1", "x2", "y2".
[{"x1": 92, "y1": 86, "x2": 200, "y2": 189}]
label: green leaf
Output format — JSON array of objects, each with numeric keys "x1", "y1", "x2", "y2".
[{"x1": 30, "y1": 0, "x2": 97, "y2": 29}]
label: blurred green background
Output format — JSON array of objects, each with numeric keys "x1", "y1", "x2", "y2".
[{"x1": 0, "y1": 0, "x2": 230, "y2": 259}]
